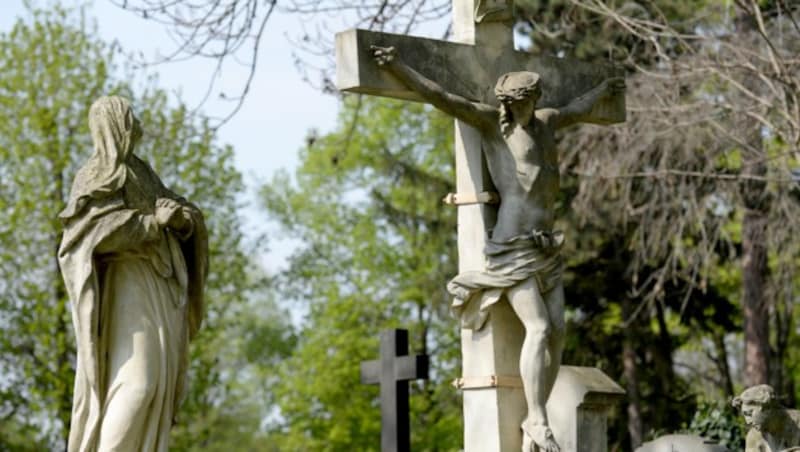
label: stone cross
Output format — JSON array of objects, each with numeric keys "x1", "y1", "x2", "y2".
[
  {"x1": 337, "y1": 1, "x2": 625, "y2": 450},
  {"x1": 360, "y1": 329, "x2": 429, "y2": 452}
]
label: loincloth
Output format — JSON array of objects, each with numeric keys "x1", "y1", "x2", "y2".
[{"x1": 447, "y1": 230, "x2": 564, "y2": 330}]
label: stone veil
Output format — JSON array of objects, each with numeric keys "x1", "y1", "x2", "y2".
[{"x1": 58, "y1": 96, "x2": 208, "y2": 452}]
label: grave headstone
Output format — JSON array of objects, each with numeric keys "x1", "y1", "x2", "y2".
[{"x1": 361, "y1": 329, "x2": 429, "y2": 452}]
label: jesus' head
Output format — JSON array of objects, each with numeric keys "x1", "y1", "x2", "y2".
[{"x1": 495, "y1": 71, "x2": 542, "y2": 134}]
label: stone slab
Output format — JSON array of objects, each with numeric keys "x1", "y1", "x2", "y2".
[
  {"x1": 636, "y1": 434, "x2": 730, "y2": 452},
  {"x1": 547, "y1": 366, "x2": 626, "y2": 452}
]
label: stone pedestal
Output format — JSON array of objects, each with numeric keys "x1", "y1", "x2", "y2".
[
  {"x1": 547, "y1": 366, "x2": 626, "y2": 452},
  {"x1": 458, "y1": 301, "x2": 526, "y2": 452},
  {"x1": 457, "y1": 301, "x2": 625, "y2": 452}
]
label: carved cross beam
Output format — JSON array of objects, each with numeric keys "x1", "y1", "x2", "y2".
[{"x1": 336, "y1": 29, "x2": 624, "y2": 125}]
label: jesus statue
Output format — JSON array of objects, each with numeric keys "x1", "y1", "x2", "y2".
[{"x1": 372, "y1": 45, "x2": 624, "y2": 452}]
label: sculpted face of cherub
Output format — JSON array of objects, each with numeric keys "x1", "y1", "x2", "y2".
[
  {"x1": 733, "y1": 384, "x2": 776, "y2": 429},
  {"x1": 741, "y1": 399, "x2": 768, "y2": 427}
]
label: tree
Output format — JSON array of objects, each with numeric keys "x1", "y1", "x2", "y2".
[
  {"x1": 259, "y1": 96, "x2": 462, "y2": 450},
  {"x1": 109, "y1": 0, "x2": 451, "y2": 125},
  {"x1": 561, "y1": 0, "x2": 800, "y2": 390},
  {"x1": 506, "y1": 1, "x2": 800, "y2": 446},
  {"x1": 0, "y1": 5, "x2": 288, "y2": 448},
  {"x1": 0, "y1": 7, "x2": 117, "y2": 445}
]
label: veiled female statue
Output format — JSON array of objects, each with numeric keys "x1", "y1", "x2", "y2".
[{"x1": 58, "y1": 96, "x2": 208, "y2": 451}]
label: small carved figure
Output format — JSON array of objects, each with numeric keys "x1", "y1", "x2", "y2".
[
  {"x1": 733, "y1": 385, "x2": 800, "y2": 452},
  {"x1": 372, "y1": 45, "x2": 623, "y2": 452},
  {"x1": 59, "y1": 96, "x2": 208, "y2": 451}
]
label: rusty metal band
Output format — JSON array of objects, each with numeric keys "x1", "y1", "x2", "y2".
[
  {"x1": 452, "y1": 375, "x2": 523, "y2": 390},
  {"x1": 442, "y1": 191, "x2": 500, "y2": 206}
]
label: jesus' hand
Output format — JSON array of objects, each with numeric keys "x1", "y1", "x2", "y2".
[
  {"x1": 371, "y1": 45, "x2": 396, "y2": 67},
  {"x1": 603, "y1": 77, "x2": 626, "y2": 97}
]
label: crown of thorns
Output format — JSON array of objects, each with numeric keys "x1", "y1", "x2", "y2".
[{"x1": 494, "y1": 71, "x2": 541, "y2": 101}]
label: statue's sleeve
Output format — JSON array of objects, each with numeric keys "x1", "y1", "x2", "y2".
[
  {"x1": 94, "y1": 209, "x2": 162, "y2": 254},
  {"x1": 181, "y1": 207, "x2": 208, "y2": 340}
]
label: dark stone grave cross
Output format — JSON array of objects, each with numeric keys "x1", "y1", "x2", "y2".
[{"x1": 361, "y1": 329, "x2": 429, "y2": 452}]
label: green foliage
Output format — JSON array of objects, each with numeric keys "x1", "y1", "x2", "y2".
[
  {"x1": 0, "y1": 6, "x2": 117, "y2": 445},
  {"x1": 0, "y1": 4, "x2": 290, "y2": 448},
  {"x1": 685, "y1": 399, "x2": 745, "y2": 449},
  {"x1": 0, "y1": 418, "x2": 48, "y2": 452},
  {"x1": 260, "y1": 96, "x2": 462, "y2": 450}
]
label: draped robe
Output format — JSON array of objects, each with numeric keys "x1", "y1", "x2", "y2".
[
  {"x1": 447, "y1": 230, "x2": 563, "y2": 330},
  {"x1": 59, "y1": 96, "x2": 207, "y2": 452}
]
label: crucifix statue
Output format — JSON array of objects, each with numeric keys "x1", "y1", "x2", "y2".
[{"x1": 337, "y1": 1, "x2": 625, "y2": 451}]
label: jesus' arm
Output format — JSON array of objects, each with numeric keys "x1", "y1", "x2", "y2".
[
  {"x1": 371, "y1": 46, "x2": 497, "y2": 131},
  {"x1": 550, "y1": 77, "x2": 625, "y2": 130}
]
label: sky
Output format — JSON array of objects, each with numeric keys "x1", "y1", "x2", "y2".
[{"x1": 0, "y1": 0, "x2": 342, "y2": 271}]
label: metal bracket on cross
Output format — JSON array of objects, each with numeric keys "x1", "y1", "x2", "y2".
[
  {"x1": 442, "y1": 191, "x2": 500, "y2": 206},
  {"x1": 452, "y1": 374, "x2": 524, "y2": 389}
]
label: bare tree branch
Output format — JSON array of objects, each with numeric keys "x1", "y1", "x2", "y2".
[{"x1": 110, "y1": 0, "x2": 450, "y2": 127}]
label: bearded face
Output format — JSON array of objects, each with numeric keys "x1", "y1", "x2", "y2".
[{"x1": 506, "y1": 97, "x2": 536, "y2": 126}]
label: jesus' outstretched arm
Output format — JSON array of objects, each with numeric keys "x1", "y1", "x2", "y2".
[
  {"x1": 551, "y1": 77, "x2": 625, "y2": 130},
  {"x1": 371, "y1": 45, "x2": 497, "y2": 131}
]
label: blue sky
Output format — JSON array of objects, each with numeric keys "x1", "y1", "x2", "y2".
[{"x1": 0, "y1": 0, "x2": 341, "y2": 271}]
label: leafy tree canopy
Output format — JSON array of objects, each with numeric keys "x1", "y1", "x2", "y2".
[{"x1": 260, "y1": 96, "x2": 462, "y2": 450}]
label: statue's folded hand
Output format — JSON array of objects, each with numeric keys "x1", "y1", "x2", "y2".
[
  {"x1": 156, "y1": 197, "x2": 182, "y2": 210},
  {"x1": 174, "y1": 207, "x2": 195, "y2": 234},
  {"x1": 154, "y1": 198, "x2": 182, "y2": 228}
]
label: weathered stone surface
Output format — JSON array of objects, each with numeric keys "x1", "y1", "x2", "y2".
[
  {"x1": 734, "y1": 384, "x2": 800, "y2": 451},
  {"x1": 635, "y1": 435, "x2": 730, "y2": 452},
  {"x1": 335, "y1": 1, "x2": 626, "y2": 450},
  {"x1": 59, "y1": 96, "x2": 207, "y2": 452},
  {"x1": 546, "y1": 366, "x2": 625, "y2": 452},
  {"x1": 335, "y1": 28, "x2": 625, "y2": 125},
  {"x1": 459, "y1": 301, "x2": 527, "y2": 452}
]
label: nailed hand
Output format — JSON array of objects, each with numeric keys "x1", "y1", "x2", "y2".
[{"x1": 370, "y1": 45, "x2": 396, "y2": 66}]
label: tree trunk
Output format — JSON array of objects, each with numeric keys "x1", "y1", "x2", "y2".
[
  {"x1": 622, "y1": 298, "x2": 643, "y2": 449},
  {"x1": 653, "y1": 299, "x2": 675, "y2": 390},
  {"x1": 712, "y1": 332, "x2": 735, "y2": 398},
  {"x1": 741, "y1": 208, "x2": 769, "y2": 386},
  {"x1": 741, "y1": 161, "x2": 770, "y2": 387},
  {"x1": 734, "y1": 0, "x2": 772, "y2": 390}
]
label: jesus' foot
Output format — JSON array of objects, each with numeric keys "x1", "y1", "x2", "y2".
[{"x1": 521, "y1": 423, "x2": 560, "y2": 452}]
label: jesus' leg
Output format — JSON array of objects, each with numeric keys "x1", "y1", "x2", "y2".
[
  {"x1": 543, "y1": 282, "x2": 566, "y2": 402},
  {"x1": 507, "y1": 276, "x2": 561, "y2": 452}
]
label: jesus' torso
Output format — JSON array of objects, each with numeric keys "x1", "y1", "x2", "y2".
[{"x1": 483, "y1": 113, "x2": 559, "y2": 242}]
